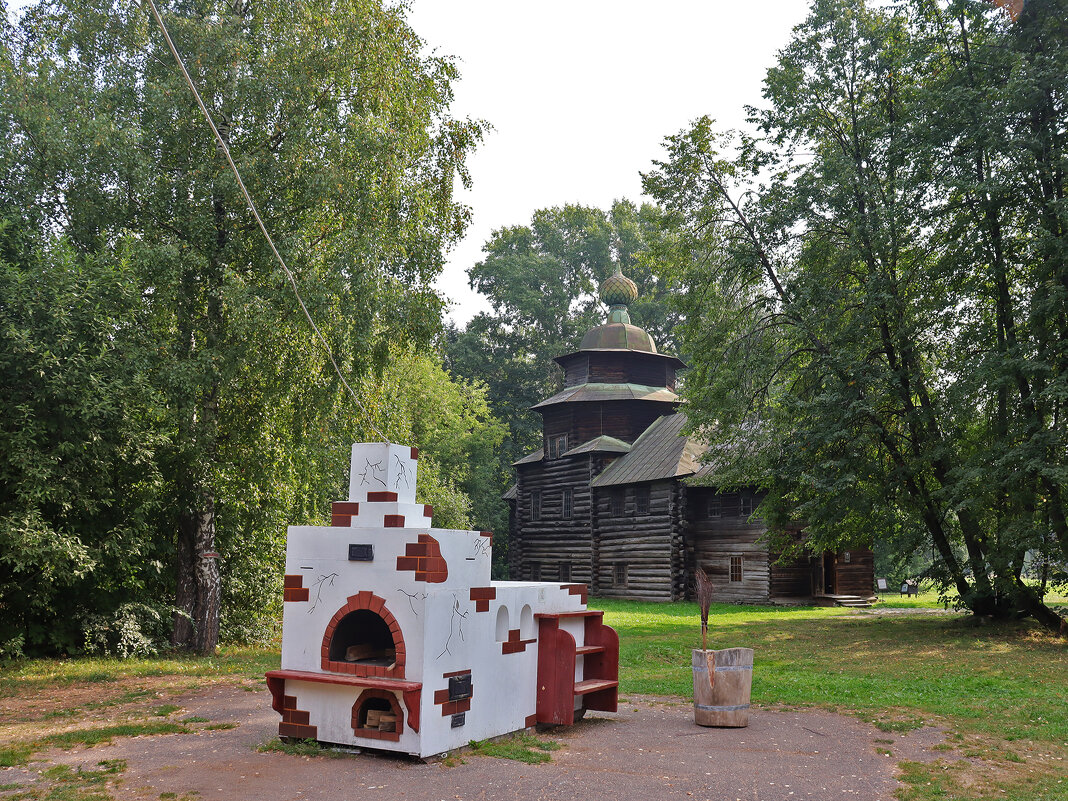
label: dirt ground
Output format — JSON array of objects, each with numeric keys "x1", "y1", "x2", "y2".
[{"x1": 1, "y1": 683, "x2": 948, "y2": 801}]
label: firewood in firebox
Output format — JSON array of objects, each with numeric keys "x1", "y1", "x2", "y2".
[
  {"x1": 378, "y1": 714, "x2": 396, "y2": 731},
  {"x1": 345, "y1": 643, "x2": 374, "y2": 661}
]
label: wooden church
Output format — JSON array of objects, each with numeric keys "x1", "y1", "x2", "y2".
[{"x1": 505, "y1": 269, "x2": 874, "y2": 605}]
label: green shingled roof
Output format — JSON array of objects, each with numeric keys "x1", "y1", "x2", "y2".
[
  {"x1": 590, "y1": 413, "x2": 708, "y2": 487},
  {"x1": 512, "y1": 447, "x2": 544, "y2": 466},
  {"x1": 531, "y1": 382, "x2": 679, "y2": 409},
  {"x1": 561, "y1": 435, "x2": 632, "y2": 457}
]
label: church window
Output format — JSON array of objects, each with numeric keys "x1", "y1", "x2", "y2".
[
  {"x1": 548, "y1": 434, "x2": 568, "y2": 459},
  {"x1": 739, "y1": 495, "x2": 755, "y2": 518},
  {"x1": 707, "y1": 496, "x2": 722, "y2": 519},
  {"x1": 562, "y1": 488, "x2": 573, "y2": 519},
  {"x1": 531, "y1": 491, "x2": 542, "y2": 521},
  {"x1": 610, "y1": 489, "x2": 625, "y2": 517},
  {"x1": 635, "y1": 485, "x2": 650, "y2": 515},
  {"x1": 614, "y1": 562, "x2": 628, "y2": 588},
  {"x1": 729, "y1": 555, "x2": 743, "y2": 582},
  {"x1": 559, "y1": 562, "x2": 571, "y2": 582}
]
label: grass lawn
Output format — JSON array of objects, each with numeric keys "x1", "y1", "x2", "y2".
[
  {"x1": 0, "y1": 599, "x2": 1065, "y2": 800},
  {"x1": 594, "y1": 597, "x2": 1068, "y2": 801}
]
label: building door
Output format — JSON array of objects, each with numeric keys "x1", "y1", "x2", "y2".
[{"x1": 823, "y1": 551, "x2": 837, "y2": 595}]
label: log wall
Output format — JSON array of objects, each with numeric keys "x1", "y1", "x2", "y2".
[
  {"x1": 592, "y1": 480, "x2": 675, "y2": 601},
  {"x1": 768, "y1": 552, "x2": 814, "y2": 598},
  {"x1": 586, "y1": 354, "x2": 676, "y2": 390},
  {"x1": 542, "y1": 401, "x2": 673, "y2": 448},
  {"x1": 766, "y1": 529, "x2": 813, "y2": 598},
  {"x1": 685, "y1": 487, "x2": 770, "y2": 604},
  {"x1": 563, "y1": 355, "x2": 590, "y2": 387},
  {"x1": 833, "y1": 549, "x2": 875, "y2": 595},
  {"x1": 669, "y1": 482, "x2": 686, "y2": 601},
  {"x1": 513, "y1": 456, "x2": 595, "y2": 585}
]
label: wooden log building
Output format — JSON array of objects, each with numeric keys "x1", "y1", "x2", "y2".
[{"x1": 504, "y1": 268, "x2": 874, "y2": 604}]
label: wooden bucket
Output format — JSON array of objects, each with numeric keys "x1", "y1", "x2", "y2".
[{"x1": 692, "y1": 647, "x2": 754, "y2": 728}]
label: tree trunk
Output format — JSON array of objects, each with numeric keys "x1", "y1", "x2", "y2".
[
  {"x1": 191, "y1": 491, "x2": 220, "y2": 654},
  {"x1": 173, "y1": 491, "x2": 221, "y2": 654},
  {"x1": 172, "y1": 513, "x2": 196, "y2": 647},
  {"x1": 1007, "y1": 581, "x2": 1067, "y2": 636}
]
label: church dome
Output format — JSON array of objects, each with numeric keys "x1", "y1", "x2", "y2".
[
  {"x1": 580, "y1": 267, "x2": 658, "y2": 353},
  {"x1": 599, "y1": 270, "x2": 638, "y2": 306},
  {"x1": 580, "y1": 323, "x2": 658, "y2": 353}
]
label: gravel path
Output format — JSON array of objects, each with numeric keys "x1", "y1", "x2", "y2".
[{"x1": 2, "y1": 683, "x2": 949, "y2": 801}]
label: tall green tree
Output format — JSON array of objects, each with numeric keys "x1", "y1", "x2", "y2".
[
  {"x1": 1, "y1": 0, "x2": 482, "y2": 653},
  {"x1": 644, "y1": 0, "x2": 1066, "y2": 631},
  {"x1": 0, "y1": 215, "x2": 169, "y2": 656}
]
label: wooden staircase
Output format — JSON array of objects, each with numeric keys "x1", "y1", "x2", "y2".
[{"x1": 535, "y1": 610, "x2": 619, "y2": 726}]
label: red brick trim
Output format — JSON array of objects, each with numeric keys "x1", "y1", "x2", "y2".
[
  {"x1": 433, "y1": 673, "x2": 474, "y2": 716},
  {"x1": 524, "y1": 713, "x2": 538, "y2": 728},
  {"x1": 367, "y1": 491, "x2": 398, "y2": 502},
  {"x1": 562, "y1": 583, "x2": 588, "y2": 604},
  {"x1": 479, "y1": 530, "x2": 493, "y2": 545},
  {"x1": 395, "y1": 534, "x2": 448, "y2": 583},
  {"x1": 282, "y1": 708, "x2": 310, "y2": 725},
  {"x1": 265, "y1": 676, "x2": 286, "y2": 714},
  {"x1": 283, "y1": 574, "x2": 303, "y2": 589},
  {"x1": 423, "y1": 504, "x2": 434, "y2": 518},
  {"x1": 330, "y1": 501, "x2": 359, "y2": 527},
  {"x1": 383, "y1": 514, "x2": 405, "y2": 527},
  {"x1": 410, "y1": 447, "x2": 419, "y2": 460},
  {"x1": 266, "y1": 670, "x2": 422, "y2": 734},
  {"x1": 279, "y1": 721, "x2": 318, "y2": 739},
  {"x1": 502, "y1": 628, "x2": 536, "y2": 655},
  {"x1": 321, "y1": 592, "x2": 406, "y2": 679},
  {"x1": 284, "y1": 587, "x2": 309, "y2": 602},
  {"x1": 351, "y1": 689, "x2": 403, "y2": 742},
  {"x1": 276, "y1": 692, "x2": 317, "y2": 740},
  {"x1": 470, "y1": 586, "x2": 496, "y2": 613},
  {"x1": 441, "y1": 699, "x2": 471, "y2": 716}
]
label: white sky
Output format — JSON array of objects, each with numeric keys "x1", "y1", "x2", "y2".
[
  {"x1": 6, "y1": 0, "x2": 811, "y2": 325},
  {"x1": 406, "y1": 1, "x2": 810, "y2": 325}
]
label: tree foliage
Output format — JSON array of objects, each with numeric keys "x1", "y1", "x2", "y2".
[
  {"x1": 366, "y1": 346, "x2": 507, "y2": 538},
  {"x1": 0, "y1": 217, "x2": 169, "y2": 656},
  {"x1": 0, "y1": 0, "x2": 484, "y2": 654},
  {"x1": 644, "y1": 0, "x2": 1067, "y2": 631}
]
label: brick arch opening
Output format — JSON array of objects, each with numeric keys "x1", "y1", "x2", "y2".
[
  {"x1": 351, "y1": 689, "x2": 403, "y2": 742},
  {"x1": 321, "y1": 592, "x2": 406, "y2": 679}
]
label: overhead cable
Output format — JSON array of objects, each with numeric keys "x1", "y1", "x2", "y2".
[{"x1": 143, "y1": 0, "x2": 389, "y2": 444}]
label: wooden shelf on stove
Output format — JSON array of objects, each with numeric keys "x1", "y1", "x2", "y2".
[{"x1": 266, "y1": 668, "x2": 421, "y2": 692}]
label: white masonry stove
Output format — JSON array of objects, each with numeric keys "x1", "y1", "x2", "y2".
[{"x1": 266, "y1": 442, "x2": 619, "y2": 757}]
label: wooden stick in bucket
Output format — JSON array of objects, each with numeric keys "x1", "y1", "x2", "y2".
[{"x1": 696, "y1": 567, "x2": 715, "y2": 684}]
